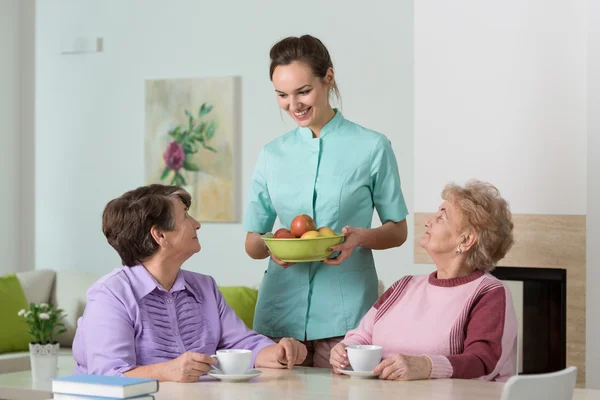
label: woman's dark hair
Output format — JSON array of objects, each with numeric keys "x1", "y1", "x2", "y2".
[
  {"x1": 102, "y1": 184, "x2": 191, "y2": 267},
  {"x1": 269, "y1": 35, "x2": 341, "y2": 103}
]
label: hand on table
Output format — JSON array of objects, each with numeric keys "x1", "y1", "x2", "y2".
[
  {"x1": 372, "y1": 354, "x2": 432, "y2": 381},
  {"x1": 161, "y1": 352, "x2": 217, "y2": 382},
  {"x1": 275, "y1": 338, "x2": 308, "y2": 369},
  {"x1": 329, "y1": 342, "x2": 349, "y2": 374}
]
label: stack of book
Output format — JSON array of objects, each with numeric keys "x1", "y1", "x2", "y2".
[{"x1": 51, "y1": 375, "x2": 159, "y2": 400}]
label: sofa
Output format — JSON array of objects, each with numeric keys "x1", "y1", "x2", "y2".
[{"x1": 0, "y1": 269, "x2": 100, "y2": 374}]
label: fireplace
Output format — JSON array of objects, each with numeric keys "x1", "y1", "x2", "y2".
[{"x1": 490, "y1": 267, "x2": 567, "y2": 375}]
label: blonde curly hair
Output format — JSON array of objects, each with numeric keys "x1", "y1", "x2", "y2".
[{"x1": 442, "y1": 180, "x2": 514, "y2": 272}]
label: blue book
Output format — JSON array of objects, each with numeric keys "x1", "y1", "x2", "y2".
[
  {"x1": 52, "y1": 375, "x2": 158, "y2": 399},
  {"x1": 53, "y1": 395, "x2": 154, "y2": 400}
]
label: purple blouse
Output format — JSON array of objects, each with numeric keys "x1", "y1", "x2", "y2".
[{"x1": 72, "y1": 265, "x2": 274, "y2": 376}]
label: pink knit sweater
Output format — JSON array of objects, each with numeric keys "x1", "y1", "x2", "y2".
[{"x1": 341, "y1": 270, "x2": 518, "y2": 382}]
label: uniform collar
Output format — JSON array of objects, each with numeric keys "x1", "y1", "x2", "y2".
[
  {"x1": 298, "y1": 108, "x2": 344, "y2": 140},
  {"x1": 128, "y1": 264, "x2": 203, "y2": 303}
]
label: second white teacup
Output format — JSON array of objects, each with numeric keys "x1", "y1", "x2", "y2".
[
  {"x1": 346, "y1": 345, "x2": 382, "y2": 372},
  {"x1": 211, "y1": 349, "x2": 252, "y2": 375}
]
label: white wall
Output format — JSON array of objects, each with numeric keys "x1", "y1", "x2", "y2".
[
  {"x1": 586, "y1": 0, "x2": 600, "y2": 388},
  {"x1": 415, "y1": 0, "x2": 591, "y2": 382},
  {"x1": 0, "y1": 0, "x2": 23, "y2": 275},
  {"x1": 414, "y1": 0, "x2": 586, "y2": 215},
  {"x1": 34, "y1": 0, "x2": 414, "y2": 287},
  {"x1": 20, "y1": 0, "x2": 36, "y2": 274}
]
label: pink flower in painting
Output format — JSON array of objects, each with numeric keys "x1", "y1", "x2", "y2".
[{"x1": 163, "y1": 141, "x2": 184, "y2": 171}]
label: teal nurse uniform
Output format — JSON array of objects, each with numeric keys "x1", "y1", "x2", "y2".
[{"x1": 244, "y1": 110, "x2": 408, "y2": 341}]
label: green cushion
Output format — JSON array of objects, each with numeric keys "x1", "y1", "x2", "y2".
[
  {"x1": 0, "y1": 274, "x2": 30, "y2": 353},
  {"x1": 218, "y1": 286, "x2": 258, "y2": 329}
]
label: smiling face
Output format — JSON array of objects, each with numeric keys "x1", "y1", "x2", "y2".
[
  {"x1": 162, "y1": 197, "x2": 201, "y2": 258},
  {"x1": 419, "y1": 200, "x2": 464, "y2": 257},
  {"x1": 272, "y1": 61, "x2": 334, "y2": 131}
]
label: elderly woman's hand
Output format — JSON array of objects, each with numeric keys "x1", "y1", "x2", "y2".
[
  {"x1": 161, "y1": 351, "x2": 217, "y2": 382},
  {"x1": 329, "y1": 342, "x2": 348, "y2": 374},
  {"x1": 323, "y1": 226, "x2": 366, "y2": 266},
  {"x1": 373, "y1": 354, "x2": 432, "y2": 381}
]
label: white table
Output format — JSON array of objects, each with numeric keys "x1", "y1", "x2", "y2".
[
  {"x1": 154, "y1": 367, "x2": 600, "y2": 400},
  {"x1": 0, "y1": 356, "x2": 75, "y2": 400},
  {"x1": 1, "y1": 358, "x2": 599, "y2": 400}
]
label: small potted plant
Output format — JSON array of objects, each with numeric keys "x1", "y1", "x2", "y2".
[{"x1": 17, "y1": 303, "x2": 67, "y2": 381}]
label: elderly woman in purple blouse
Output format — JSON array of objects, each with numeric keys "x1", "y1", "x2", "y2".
[{"x1": 72, "y1": 184, "x2": 307, "y2": 382}]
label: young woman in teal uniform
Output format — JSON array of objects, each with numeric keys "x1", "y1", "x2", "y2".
[{"x1": 244, "y1": 35, "x2": 409, "y2": 368}]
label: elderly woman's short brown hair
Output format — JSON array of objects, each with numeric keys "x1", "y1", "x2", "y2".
[
  {"x1": 442, "y1": 180, "x2": 514, "y2": 272},
  {"x1": 102, "y1": 184, "x2": 191, "y2": 267}
]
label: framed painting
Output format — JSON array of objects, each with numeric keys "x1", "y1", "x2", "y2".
[{"x1": 145, "y1": 76, "x2": 240, "y2": 222}]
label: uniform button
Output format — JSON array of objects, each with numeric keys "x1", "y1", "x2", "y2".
[
  {"x1": 174, "y1": 330, "x2": 179, "y2": 336},
  {"x1": 166, "y1": 298, "x2": 173, "y2": 304}
]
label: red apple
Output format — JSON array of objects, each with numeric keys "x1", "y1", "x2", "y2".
[
  {"x1": 273, "y1": 228, "x2": 295, "y2": 239},
  {"x1": 290, "y1": 214, "x2": 316, "y2": 238}
]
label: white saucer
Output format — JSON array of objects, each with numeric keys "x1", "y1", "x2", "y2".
[
  {"x1": 208, "y1": 369, "x2": 263, "y2": 382},
  {"x1": 337, "y1": 368, "x2": 378, "y2": 379}
]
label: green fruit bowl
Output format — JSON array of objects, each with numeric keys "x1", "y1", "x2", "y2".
[{"x1": 262, "y1": 234, "x2": 345, "y2": 263}]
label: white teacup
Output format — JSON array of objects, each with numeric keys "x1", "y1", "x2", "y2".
[
  {"x1": 211, "y1": 349, "x2": 252, "y2": 375},
  {"x1": 346, "y1": 345, "x2": 382, "y2": 372}
]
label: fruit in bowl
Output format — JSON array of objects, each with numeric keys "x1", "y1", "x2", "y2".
[
  {"x1": 300, "y1": 230, "x2": 320, "y2": 239},
  {"x1": 317, "y1": 226, "x2": 336, "y2": 237},
  {"x1": 290, "y1": 214, "x2": 316, "y2": 238},
  {"x1": 274, "y1": 228, "x2": 295, "y2": 239},
  {"x1": 262, "y1": 215, "x2": 344, "y2": 262}
]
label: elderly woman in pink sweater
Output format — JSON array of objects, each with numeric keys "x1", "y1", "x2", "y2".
[{"x1": 330, "y1": 180, "x2": 518, "y2": 382}]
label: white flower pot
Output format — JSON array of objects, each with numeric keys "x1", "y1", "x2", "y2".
[{"x1": 29, "y1": 343, "x2": 59, "y2": 381}]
